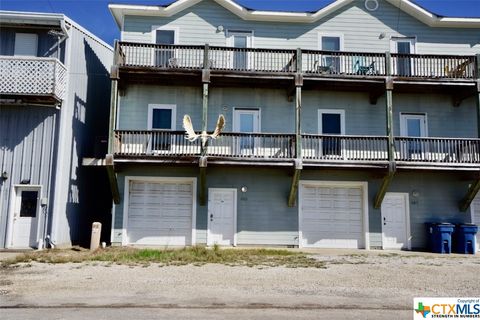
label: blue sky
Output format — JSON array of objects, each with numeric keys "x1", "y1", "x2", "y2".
[{"x1": 1, "y1": 0, "x2": 479, "y2": 45}]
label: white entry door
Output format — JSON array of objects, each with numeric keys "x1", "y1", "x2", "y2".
[
  {"x1": 472, "y1": 195, "x2": 480, "y2": 252},
  {"x1": 400, "y1": 113, "x2": 428, "y2": 158},
  {"x1": 381, "y1": 193, "x2": 410, "y2": 250},
  {"x1": 207, "y1": 188, "x2": 237, "y2": 246},
  {"x1": 9, "y1": 186, "x2": 41, "y2": 248}
]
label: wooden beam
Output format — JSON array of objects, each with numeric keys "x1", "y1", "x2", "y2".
[
  {"x1": 374, "y1": 169, "x2": 395, "y2": 209},
  {"x1": 374, "y1": 72, "x2": 396, "y2": 209},
  {"x1": 459, "y1": 179, "x2": 480, "y2": 212},
  {"x1": 105, "y1": 154, "x2": 120, "y2": 204},
  {"x1": 288, "y1": 160, "x2": 302, "y2": 207},
  {"x1": 199, "y1": 157, "x2": 207, "y2": 206},
  {"x1": 288, "y1": 52, "x2": 304, "y2": 207}
]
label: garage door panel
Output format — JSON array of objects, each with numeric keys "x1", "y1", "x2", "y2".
[
  {"x1": 300, "y1": 184, "x2": 365, "y2": 249},
  {"x1": 127, "y1": 180, "x2": 194, "y2": 246}
]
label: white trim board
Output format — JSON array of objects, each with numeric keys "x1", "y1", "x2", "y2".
[
  {"x1": 109, "y1": 0, "x2": 480, "y2": 29},
  {"x1": 151, "y1": 26, "x2": 179, "y2": 44},
  {"x1": 318, "y1": 109, "x2": 345, "y2": 135},
  {"x1": 121, "y1": 176, "x2": 197, "y2": 246},
  {"x1": 147, "y1": 104, "x2": 177, "y2": 130},
  {"x1": 298, "y1": 180, "x2": 370, "y2": 250}
]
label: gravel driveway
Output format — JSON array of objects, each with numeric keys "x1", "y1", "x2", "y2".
[{"x1": 1, "y1": 250, "x2": 479, "y2": 319}]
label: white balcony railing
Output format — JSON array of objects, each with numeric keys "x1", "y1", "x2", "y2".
[{"x1": 0, "y1": 56, "x2": 67, "y2": 100}]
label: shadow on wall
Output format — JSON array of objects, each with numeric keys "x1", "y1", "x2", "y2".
[{"x1": 64, "y1": 39, "x2": 113, "y2": 248}]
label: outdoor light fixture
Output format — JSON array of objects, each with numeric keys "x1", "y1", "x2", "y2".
[
  {"x1": 1, "y1": 171, "x2": 7, "y2": 180},
  {"x1": 217, "y1": 25, "x2": 224, "y2": 32},
  {"x1": 241, "y1": 186, "x2": 248, "y2": 193},
  {"x1": 379, "y1": 32, "x2": 386, "y2": 39},
  {"x1": 20, "y1": 179, "x2": 31, "y2": 185},
  {"x1": 412, "y1": 190, "x2": 420, "y2": 198}
]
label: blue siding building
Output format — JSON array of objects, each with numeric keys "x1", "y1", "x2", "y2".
[{"x1": 106, "y1": 0, "x2": 480, "y2": 250}]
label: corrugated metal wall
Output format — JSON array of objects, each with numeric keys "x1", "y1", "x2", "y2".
[
  {"x1": 48, "y1": 22, "x2": 113, "y2": 247},
  {"x1": 0, "y1": 105, "x2": 58, "y2": 248}
]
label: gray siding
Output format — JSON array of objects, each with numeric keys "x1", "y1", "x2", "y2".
[
  {"x1": 0, "y1": 105, "x2": 58, "y2": 248},
  {"x1": 122, "y1": 0, "x2": 479, "y2": 55},
  {"x1": 111, "y1": 166, "x2": 472, "y2": 249},
  {"x1": 118, "y1": 86, "x2": 478, "y2": 138},
  {"x1": 49, "y1": 22, "x2": 113, "y2": 247}
]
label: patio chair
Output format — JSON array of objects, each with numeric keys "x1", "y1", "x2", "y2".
[
  {"x1": 353, "y1": 57, "x2": 376, "y2": 75},
  {"x1": 313, "y1": 59, "x2": 333, "y2": 74},
  {"x1": 445, "y1": 60, "x2": 470, "y2": 78}
]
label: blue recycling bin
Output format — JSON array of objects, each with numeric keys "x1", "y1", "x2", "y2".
[
  {"x1": 426, "y1": 223, "x2": 455, "y2": 254},
  {"x1": 453, "y1": 224, "x2": 478, "y2": 254}
]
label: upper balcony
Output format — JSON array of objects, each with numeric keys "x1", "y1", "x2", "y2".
[
  {"x1": 0, "y1": 56, "x2": 67, "y2": 104},
  {"x1": 113, "y1": 130, "x2": 480, "y2": 171},
  {"x1": 115, "y1": 42, "x2": 479, "y2": 93}
]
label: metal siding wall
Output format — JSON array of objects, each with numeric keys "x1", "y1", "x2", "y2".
[
  {"x1": 122, "y1": 0, "x2": 479, "y2": 55},
  {"x1": 49, "y1": 24, "x2": 113, "y2": 247},
  {"x1": 0, "y1": 106, "x2": 58, "y2": 248}
]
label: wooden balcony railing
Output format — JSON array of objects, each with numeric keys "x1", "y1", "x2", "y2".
[
  {"x1": 391, "y1": 54, "x2": 477, "y2": 79},
  {"x1": 394, "y1": 137, "x2": 480, "y2": 164},
  {"x1": 113, "y1": 131, "x2": 480, "y2": 167},
  {"x1": 208, "y1": 132, "x2": 295, "y2": 159},
  {"x1": 116, "y1": 42, "x2": 479, "y2": 80},
  {"x1": 302, "y1": 134, "x2": 389, "y2": 162},
  {"x1": 0, "y1": 56, "x2": 67, "y2": 99},
  {"x1": 208, "y1": 47, "x2": 297, "y2": 73},
  {"x1": 114, "y1": 130, "x2": 202, "y2": 157},
  {"x1": 302, "y1": 50, "x2": 387, "y2": 76}
]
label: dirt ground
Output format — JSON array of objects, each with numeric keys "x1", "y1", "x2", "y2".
[{"x1": 0, "y1": 249, "x2": 479, "y2": 319}]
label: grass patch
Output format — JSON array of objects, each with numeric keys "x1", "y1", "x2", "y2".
[{"x1": 1, "y1": 246, "x2": 325, "y2": 269}]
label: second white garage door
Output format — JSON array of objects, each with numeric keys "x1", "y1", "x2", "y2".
[
  {"x1": 299, "y1": 182, "x2": 367, "y2": 249},
  {"x1": 125, "y1": 178, "x2": 196, "y2": 246}
]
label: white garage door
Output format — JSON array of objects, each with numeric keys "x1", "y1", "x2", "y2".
[
  {"x1": 126, "y1": 180, "x2": 194, "y2": 246},
  {"x1": 300, "y1": 183, "x2": 365, "y2": 248}
]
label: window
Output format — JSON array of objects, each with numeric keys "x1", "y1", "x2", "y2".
[
  {"x1": 148, "y1": 104, "x2": 176, "y2": 151},
  {"x1": 319, "y1": 34, "x2": 344, "y2": 74},
  {"x1": 319, "y1": 109, "x2": 345, "y2": 156},
  {"x1": 152, "y1": 27, "x2": 177, "y2": 67},
  {"x1": 391, "y1": 38, "x2": 416, "y2": 76},
  {"x1": 400, "y1": 113, "x2": 427, "y2": 155},
  {"x1": 14, "y1": 33, "x2": 38, "y2": 56},
  {"x1": 227, "y1": 31, "x2": 253, "y2": 70},
  {"x1": 19, "y1": 191, "x2": 39, "y2": 218}
]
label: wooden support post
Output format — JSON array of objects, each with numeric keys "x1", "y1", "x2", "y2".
[
  {"x1": 374, "y1": 71, "x2": 396, "y2": 209},
  {"x1": 108, "y1": 79, "x2": 118, "y2": 154},
  {"x1": 105, "y1": 154, "x2": 120, "y2": 204},
  {"x1": 198, "y1": 44, "x2": 211, "y2": 206},
  {"x1": 199, "y1": 157, "x2": 207, "y2": 206},
  {"x1": 288, "y1": 48, "x2": 303, "y2": 207},
  {"x1": 459, "y1": 179, "x2": 480, "y2": 212}
]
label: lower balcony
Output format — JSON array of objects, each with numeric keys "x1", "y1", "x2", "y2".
[{"x1": 113, "y1": 130, "x2": 480, "y2": 170}]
